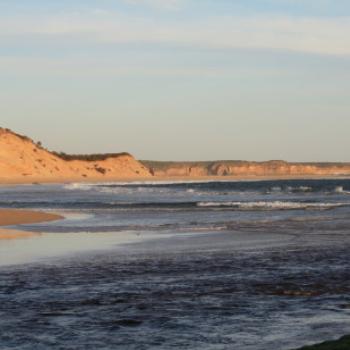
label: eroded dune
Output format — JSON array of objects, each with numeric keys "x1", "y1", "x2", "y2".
[
  {"x1": 0, "y1": 128, "x2": 151, "y2": 183},
  {"x1": 1, "y1": 127, "x2": 350, "y2": 183}
]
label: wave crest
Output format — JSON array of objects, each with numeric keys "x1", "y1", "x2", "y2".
[{"x1": 196, "y1": 201, "x2": 346, "y2": 210}]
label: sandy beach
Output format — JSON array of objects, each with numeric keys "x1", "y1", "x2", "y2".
[{"x1": 0, "y1": 209, "x2": 63, "y2": 240}]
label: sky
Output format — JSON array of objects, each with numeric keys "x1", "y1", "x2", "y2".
[{"x1": 1, "y1": 0, "x2": 350, "y2": 161}]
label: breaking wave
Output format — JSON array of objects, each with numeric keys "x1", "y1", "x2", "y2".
[
  {"x1": 196, "y1": 201, "x2": 347, "y2": 210},
  {"x1": 334, "y1": 186, "x2": 350, "y2": 194},
  {"x1": 1, "y1": 200, "x2": 347, "y2": 211},
  {"x1": 64, "y1": 183, "x2": 93, "y2": 191},
  {"x1": 63, "y1": 180, "x2": 350, "y2": 195}
]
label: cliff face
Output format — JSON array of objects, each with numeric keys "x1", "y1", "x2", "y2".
[
  {"x1": 1, "y1": 127, "x2": 349, "y2": 183},
  {"x1": 0, "y1": 128, "x2": 151, "y2": 182},
  {"x1": 142, "y1": 160, "x2": 350, "y2": 177}
]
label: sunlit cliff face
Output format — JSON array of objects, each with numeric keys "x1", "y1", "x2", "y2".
[
  {"x1": 0, "y1": 128, "x2": 151, "y2": 182},
  {"x1": 144, "y1": 160, "x2": 350, "y2": 177},
  {"x1": 1, "y1": 127, "x2": 350, "y2": 182}
]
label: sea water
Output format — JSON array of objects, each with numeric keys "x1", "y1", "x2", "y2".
[{"x1": 1, "y1": 179, "x2": 350, "y2": 349}]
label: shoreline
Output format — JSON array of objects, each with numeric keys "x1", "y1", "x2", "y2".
[
  {"x1": 0, "y1": 209, "x2": 64, "y2": 240},
  {"x1": 0, "y1": 174, "x2": 350, "y2": 185}
]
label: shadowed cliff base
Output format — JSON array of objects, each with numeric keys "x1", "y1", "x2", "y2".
[{"x1": 294, "y1": 335, "x2": 350, "y2": 350}]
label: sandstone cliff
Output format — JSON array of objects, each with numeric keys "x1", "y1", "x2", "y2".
[
  {"x1": 142, "y1": 160, "x2": 350, "y2": 178},
  {"x1": 0, "y1": 128, "x2": 151, "y2": 182},
  {"x1": 1, "y1": 127, "x2": 350, "y2": 183}
]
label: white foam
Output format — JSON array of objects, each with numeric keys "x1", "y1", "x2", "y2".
[
  {"x1": 298, "y1": 186, "x2": 312, "y2": 192},
  {"x1": 335, "y1": 186, "x2": 344, "y2": 193},
  {"x1": 63, "y1": 180, "x2": 244, "y2": 188},
  {"x1": 274, "y1": 186, "x2": 312, "y2": 193},
  {"x1": 64, "y1": 183, "x2": 93, "y2": 191},
  {"x1": 196, "y1": 201, "x2": 346, "y2": 210},
  {"x1": 333, "y1": 186, "x2": 350, "y2": 194}
]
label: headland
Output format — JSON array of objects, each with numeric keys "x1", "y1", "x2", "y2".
[{"x1": 1, "y1": 127, "x2": 350, "y2": 184}]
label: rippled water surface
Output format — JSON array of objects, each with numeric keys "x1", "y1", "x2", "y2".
[{"x1": 1, "y1": 179, "x2": 350, "y2": 349}]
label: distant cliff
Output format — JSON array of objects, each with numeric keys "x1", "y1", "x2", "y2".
[
  {"x1": 142, "y1": 160, "x2": 350, "y2": 177},
  {"x1": 1, "y1": 127, "x2": 350, "y2": 184},
  {"x1": 0, "y1": 128, "x2": 151, "y2": 183}
]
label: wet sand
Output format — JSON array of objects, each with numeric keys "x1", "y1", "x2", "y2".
[
  {"x1": 0, "y1": 209, "x2": 63, "y2": 240},
  {"x1": 0, "y1": 228, "x2": 41, "y2": 240}
]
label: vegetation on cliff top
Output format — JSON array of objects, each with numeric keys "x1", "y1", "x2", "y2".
[
  {"x1": 0, "y1": 127, "x2": 32, "y2": 143},
  {"x1": 53, "y1": 152, "x2": 131, "y2": 162},
  {"x1": 1, "y1": 127, "x2": 131, "y2": 162}
]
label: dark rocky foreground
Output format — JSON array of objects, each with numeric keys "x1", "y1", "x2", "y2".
[{"x1": 294, "y1": 335, "x2": 350, "y2": 349}]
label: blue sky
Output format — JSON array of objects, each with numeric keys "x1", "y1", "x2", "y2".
[{"x1": 1, "y1": 0, "x2": 350, "y2": 161}]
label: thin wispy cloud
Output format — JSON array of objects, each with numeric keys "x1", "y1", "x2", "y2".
[
  {"x1": 124, "y1": 0, "x2": 184, "y2": 10},
  {"x1": 1, "y1": 11, "x2": 350, "y2": 56},
  {"x1": 1, "y1": 1, "x2": 350, "y2": 162}
]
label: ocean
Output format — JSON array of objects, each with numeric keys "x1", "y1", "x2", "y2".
[{"x1": 1, "y1": 179, "x2": 350, "y2": 349}]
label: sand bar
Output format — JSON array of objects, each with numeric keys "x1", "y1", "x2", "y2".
[
  {"x1": 0, "y1": 209, "x2": 63, "y2": 240},
  {"x1": 0, "y1": 228, "x2": 41, "y2": 240}
]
